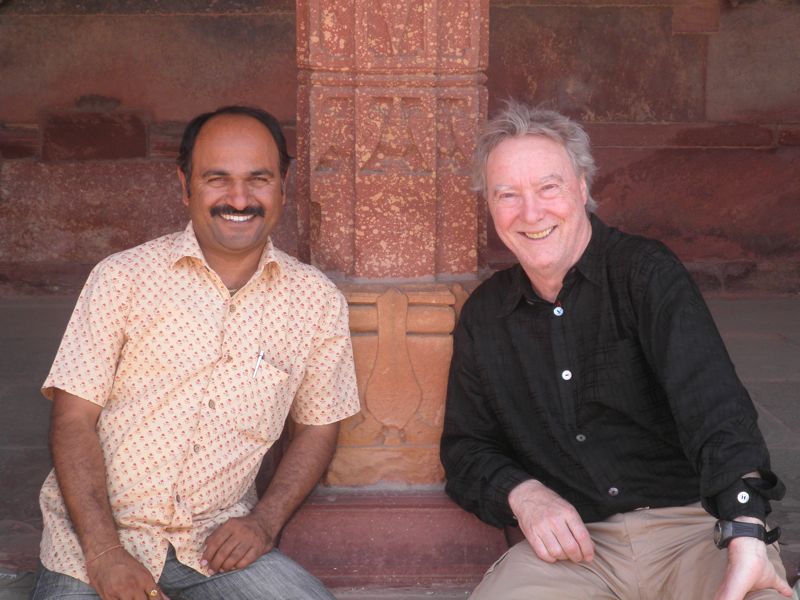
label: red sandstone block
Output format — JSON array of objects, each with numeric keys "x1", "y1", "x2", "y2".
[
  {"x1": 587, "y1": 123, "x2": 775, "y2": 148},
  {"x1": 0, "y1": 261, "x2": 93, "y2": 295},
  {"x1": 488, "y1": 5, "x2": 705, "y2": 122},
  {"x1": 591, "y1": 147, "x2": 800, "y2": 264},
  {"x1": 706, "y1": 3, "x2": 800, "y2": 122},
  {"x1": 1, "y1": 15, "x2": 297, "y2": 123},
  {"x1": 0, "y1": 125, "x2": 40, "y2": 159},
  {"x1": 43, "y1": 112, "x2": 147, "y2": 161},
  {"x1": 672, "y1": 5, "x2": 720, "y2": 34},
  {"x1": 778, "y1": 127, "x2": 800, "y2": 146},
  {"x1": 149, "y1": 121, "x2": 184, "y2": 158},
  {"x1": 0, "y1": 161, "x2": 182, "y2": 264},
  {"x1": 0, "y1": 0, "x2": 295, "y2": 15},
  {"x1": 281, "y1": 492, "x2": 507, "y2": 587},
  {"x1": 0, "y1": 160, "x2": 301, "y2": 270}
]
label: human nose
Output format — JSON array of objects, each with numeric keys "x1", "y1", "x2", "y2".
[
  {"x1": 226, "y1": 179, "x2": 250, "y2": 209},
  {"x1": 520, "y1": 191, "x2": 545, "y2": 222}
]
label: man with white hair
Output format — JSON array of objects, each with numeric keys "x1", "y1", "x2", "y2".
[{"x1": 440, "y1": 101, "x2": 790, "y2": 600}]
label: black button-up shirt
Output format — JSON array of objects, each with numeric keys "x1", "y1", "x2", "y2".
[{"x1": 441, "y1": 216, "x2": 782, "y2": 527}]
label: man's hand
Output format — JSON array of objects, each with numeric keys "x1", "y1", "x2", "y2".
[
  {"x1": 202, "y1": 512, "x2": 274, "y2": 574},
  {"x1": 508, "y1": 479, "x2": 594, "y2": 564},
  {"x1": 87, "y1": 546, "x2": 169, "y2": 600},
  {"x1": 715, "y1": 534, "x2": 791, "y2": 600}
]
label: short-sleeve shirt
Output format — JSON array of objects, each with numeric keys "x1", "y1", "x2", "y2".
[{"x1": 39, "y1": 223, "x2": 361, "y2": 583}]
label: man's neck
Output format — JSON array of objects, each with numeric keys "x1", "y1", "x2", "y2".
[
  {"x1": 527, "y1": 275, "x2": 563, "y2": 304},
  {"x1": 203, "y1": 247, "x2": 265, "y2": 291}
]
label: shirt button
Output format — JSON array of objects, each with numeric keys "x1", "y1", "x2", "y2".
[
  {"x1": 229, "y1": 304, "x2": 236, "y2": 313},
  {"x1": 561, "y1": 370, "x2": 572, "y2": 381},
  {"x1": 175, "y1": 493, "x2": 181, "y2": 503},
  {"x1": 225, "y1": 355, "x2": 233, "y2": 363},
  {"x1": 575, "y1": 433, "x2": 586, "y2": 442},
  {"x1": 608, "y1": 487, "x2": 619, "y2": 497},
  {"x1": 553, "y1": 306, "x2": 564, "y2": 316},
  {"x1": 208, "y1": 400, "x2": 216, "y2": 409},
  {"x1": 193, "y1": 444, "x2": 201, "y2": 453}
]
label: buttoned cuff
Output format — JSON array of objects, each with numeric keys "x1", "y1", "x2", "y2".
[{"x1": 704, "y1": 472, "x2": 785, "y2": 521}]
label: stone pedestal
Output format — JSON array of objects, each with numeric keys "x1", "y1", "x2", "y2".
[{"x1": 292, "y1": 0, "x2": 490, "y2": 584}]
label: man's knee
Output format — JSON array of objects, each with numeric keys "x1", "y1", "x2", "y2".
[
  {"x1": 29, "y1": 565, "x2": 99, "y2": 600},
  {"x1": 199, "y1": 550, "x2": 335, "y2": 600}
]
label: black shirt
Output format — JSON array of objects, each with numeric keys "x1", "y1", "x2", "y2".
[{"x1": 440, "y1": 216, "x2": 783, "y2": 527}]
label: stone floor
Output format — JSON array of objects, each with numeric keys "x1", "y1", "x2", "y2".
[{"x1": 1, "y1": 294, "x2": 799, "y2": 598}]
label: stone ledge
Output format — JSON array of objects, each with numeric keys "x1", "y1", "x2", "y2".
[{"x1": 280, "y1": 491, "x2": 505, "y2": 587}]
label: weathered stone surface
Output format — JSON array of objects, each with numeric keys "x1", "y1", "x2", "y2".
[
  {"x1": 0, "y1": 161, "x2": 183, "y2": 264},
  {"x1": 331, "y1": 285, "x2": 455, "y2": 484},
  {"x1": 148, "y1": 120, "x2": 185, "y2": 158},
  {"x1": 280, "y1": 492, "x2": 507, "y2": 587},
  {"x1": 297, "y1": 0, "x2": 487, "y2": 278},
  {"x1": 436, "y1": 91, "x2": 484, "y2": 276},
  {"x1": 593, "y1": 147, "x2": 800, "y2": 262},
  {"x1": 779, "y1": 127, "x2": 800, "y2": 147},
  {"x1": 0, "y1": 124, "x2": 39, "y2": 159},
  {"x1": 0, "y1": 14, "x2": 296, "y2": 122},
  {"x1": 586, "y1": 122, "x2": 775, "y2": 149},
  {"x1": 354, "y1": 92, "x2": 438, "y2": 278},
  {"x1": 0, "y1": 159, "x2": 300, "y2": 289},
  {"x1": 327, "y1": 446, "x2": 443, "y2": 485},
  {"x1": 43, "y1": 112, "x2": 147, "y2": 161},
  {"x1": 707, "y1": 2, "x2": 800, "y2": 122},
  {"x1": 671, "y1": 4, "x2": 719, "y2": 34},
  {"x1": 0, "y1": 262, "x2": 94, "y2": 295},
  {"x1": 491, "y1": 0, "x2": 718, "y2": 5},
  {"x1": 487, "y1": 4, "x2": 705, "y2": 121},
  {"x1": 0, "y1": 519, "x2": 41, "y2": 574},
  {"x1": 0, "y1": 0, "x2": 295, "y2": 14}
]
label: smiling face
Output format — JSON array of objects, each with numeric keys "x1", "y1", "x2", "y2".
[
  {"x1": 486, "y1": 134, "x2": 592, "y2": 292},
  {"x1": 178, "y1": 114, "x2": 284, "y2": 270}
]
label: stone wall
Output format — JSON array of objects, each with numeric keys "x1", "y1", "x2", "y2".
[
  {"x1": 0, "y1": 1, "x2": 300, "y2": 293},
  {"x1": 2, "y1": 1, "x2": 798, "y2": 294},
  {"x1": 486, "y1": 0, "x2": 800, "y2": 292}
]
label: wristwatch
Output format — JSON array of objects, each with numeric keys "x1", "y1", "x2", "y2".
[{"x1": 714, "y1": 520, "x2": 781, "y2": 549}]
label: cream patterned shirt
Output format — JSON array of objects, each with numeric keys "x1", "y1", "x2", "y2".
[{"x1": 39, "y1": 223, "x2": 360, "y2": 583}]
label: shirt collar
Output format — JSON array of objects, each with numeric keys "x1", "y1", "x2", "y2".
[
  {"x1": 500, "y1": 213, "x2": 609, "y2": 316},
  {"x1": 573, "y1": 213, "x2": 609, "y2": 287},
  {"x1": 169, "y1": 222, "x2": 282, "y2": 280}
]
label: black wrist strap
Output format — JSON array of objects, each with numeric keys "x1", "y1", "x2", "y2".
[{"x1": 764, "y1": 526, "x2": 781, "y2": 545}]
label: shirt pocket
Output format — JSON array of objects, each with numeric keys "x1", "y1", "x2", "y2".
[
  {"x1": 238, "y1": 360, "x2": 292, "y2": 444},
  {"x1": 579, "y1": 337, "x2": 654, "y2": 415}
]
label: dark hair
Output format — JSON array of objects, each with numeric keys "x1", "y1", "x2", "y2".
[{"x1": 177, "y1": 105, "x2": 292, "y2": 183}]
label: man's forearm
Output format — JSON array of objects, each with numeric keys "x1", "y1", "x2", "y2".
[
  {"x1": 251, "y1": 421, "x2": 339, "y2": 540},
  {"x1": 50, "y1": 390, "x2": 120, "y2": 560}
]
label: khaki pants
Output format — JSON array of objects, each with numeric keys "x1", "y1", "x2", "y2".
[{"x1": 471, "y1": 503, "x2": 787, "y2": 600}]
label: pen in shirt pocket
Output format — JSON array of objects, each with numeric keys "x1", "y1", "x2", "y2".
[{"x1": 252, "y1": 349, "x2": 264, "y2": 379}]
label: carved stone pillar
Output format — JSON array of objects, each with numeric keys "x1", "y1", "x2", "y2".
[
  {"x1": 297, "y1": 0, "x2": 489, "y2": 280},
  {"x1": 296, "y1": 0, "x2": 489, "y2": 487}
]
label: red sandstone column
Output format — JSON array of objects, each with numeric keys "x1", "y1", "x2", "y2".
[
  {"x1": 296, "y1": 0, "x2": 489, "y2": 486},
  {"x1": 297, "y1": 0, "x2": 488, "y2": 280}
]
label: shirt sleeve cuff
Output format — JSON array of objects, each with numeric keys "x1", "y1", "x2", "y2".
[
  {"x1": 703, "y1": 472, "x2": 785, "y2": 521},
  {"x1": 493, "y1": 467, "x2": 535, "y2": 524}
]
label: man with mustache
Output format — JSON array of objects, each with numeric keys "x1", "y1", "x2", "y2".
[
  {"x1": 32, "y1": 106, "x2": 360, "y2": 600},
  {"x1": 440, "y1": 102, "x2": 791, "y2": 600}
]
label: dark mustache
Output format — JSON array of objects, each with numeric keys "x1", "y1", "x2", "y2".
[{"x1": 210, "y1": 205, "x2": 265, "y2": 218}]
